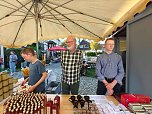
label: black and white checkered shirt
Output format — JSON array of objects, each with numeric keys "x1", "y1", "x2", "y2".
[{"x1": 61, "y1": 50, "x2": 83, "y2": 84}]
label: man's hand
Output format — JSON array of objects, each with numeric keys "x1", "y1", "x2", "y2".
[
  {"x1": 102, "y1": 79, "x2": 109, "y2": 87},
  {"x1": 28, "y1": 85, "x2": 36, "y2": 92},
  {"x1": 107, "y1": 89, "x2": 114, "y2": 96},
  {"x1": 106, "y1": 80, "x2": 117, "y2": 90}
]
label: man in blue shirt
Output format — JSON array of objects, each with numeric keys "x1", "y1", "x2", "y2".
[
  {"x1": 96, "y1": 38, "x2": 124, "y2": 96},
  {"x1": 21, "y1": 48, "x2": 48, "y2": 93}
]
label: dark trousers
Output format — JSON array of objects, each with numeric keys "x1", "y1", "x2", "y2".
[
  {"x1": 96, "y1": 78, "x2": 121, "y2": 96},
  {"x1": 62, "y1": 81, "x2": 79, "y2": 95}
]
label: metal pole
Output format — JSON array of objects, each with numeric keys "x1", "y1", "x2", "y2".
[{"x1": 34, "y1": 1, "x2": 39, "y2": 58}]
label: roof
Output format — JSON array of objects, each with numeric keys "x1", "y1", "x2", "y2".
[{"x1": 79, "y1": 40, "x2": 90, "y2": 50}]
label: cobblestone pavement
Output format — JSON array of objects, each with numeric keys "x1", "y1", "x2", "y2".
[{"x1": 12, "y1": 62, "x2": 98, "y2": 95}]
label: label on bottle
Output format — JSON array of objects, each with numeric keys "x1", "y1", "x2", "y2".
[
  {"x1": 47, "y1": 107, "x2": 50, "y2": 114},
  {"x1": 53, "y1": 109, "x2": 57, "y2": 114},
  {"x1": 41, "y1": 108, "x2": 44, "y2": 114},
  {"x1": 37, "y1": 111, "x2": 40, "y2": 114}
]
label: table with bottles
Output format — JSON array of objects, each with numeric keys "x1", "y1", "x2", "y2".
[{"x1": 0, "y1": 94, "x2": 121, "y2": 114}]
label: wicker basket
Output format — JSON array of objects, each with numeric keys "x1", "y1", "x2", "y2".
[
  {"x1": 3, "y1": 91, "x2": 9, "y2": 99},
  {"x1": 3, "y1": 86, "x2": 9, "y2": 93},
  {"x1": 8, "y1": 76, "x2": 13, "y2": 84},
  {"x1": 0, "y1": 94, "x2": 3, "y2": 102},
  {"x1": 0, "y1": 88, "x2": 3, "y2": 96},
  {"x1": 2, "y1": 80, "x2": 8, "y2": 87},
  {"x1": 0, "y1": 82, "x2": 2, "y2": 88},
  {"x1": 1, "y1": 73, "x2": 8, "y2": 81}
]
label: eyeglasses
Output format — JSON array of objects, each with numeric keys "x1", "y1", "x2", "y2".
[
  {"x1": 105, "y1": 44, "x2": 115, "y2": 46},
  {"x1": 66, "y1": 41, "x2": 73, "y2": 44}
]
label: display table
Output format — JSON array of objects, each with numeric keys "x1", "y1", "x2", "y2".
[{"x1": 0, "y1": 95, "x2": 119, "y2": 114}]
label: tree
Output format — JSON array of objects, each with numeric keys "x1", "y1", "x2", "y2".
[
  {"x1": 27, "y1": 42, "x2": 42, "y2": 60},
  {"x1": 90, "y1": 41, "x2": 101, "y2": 51}
]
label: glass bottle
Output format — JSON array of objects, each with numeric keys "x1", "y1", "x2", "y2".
[
  {"x1": 46, "y1": 98, "x2": 53, "y2": 114},
  {"x1": 52, "y1": 101, "x2": 59, "y2": 114},
  {"x1": 54, "y1": 95, "x2": 60, "y2": 109}
]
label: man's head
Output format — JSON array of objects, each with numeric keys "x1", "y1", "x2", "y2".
[
  {"x1": 66, "y1": 35, "x2": 76, "y2": 51},
  {"x1": 104, "y1": 38, "x2": 115, "y2": 52},
  {"x1": 20, "y1": 48, "x2": 35, "y2": 62}
]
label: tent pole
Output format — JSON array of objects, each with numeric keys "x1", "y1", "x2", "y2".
[{"x1": 35, "y1": 1, "x2": 39, "y2": 58}]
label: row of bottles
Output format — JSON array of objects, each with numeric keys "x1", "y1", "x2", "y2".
[
  {"x1": 3, "y1": 93, "x2": 60, "y2": 114},
  {"x1": 46, "y1": 95, "x2": 60, "y2": 114}
]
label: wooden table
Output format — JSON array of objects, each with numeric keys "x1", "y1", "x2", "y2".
[
  {"x1": 0, "y1": 94, "x2": 119, "y2": 114},
  {"x1": 0, "y1": 95, "x2": 119, "y2": 114},
  {"x1": 58, "y1": 95, "x2": 119, "y2": 114}
]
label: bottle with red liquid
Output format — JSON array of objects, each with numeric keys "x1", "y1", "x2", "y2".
[
  {"x1": 46, "y1": 98, "x2": 53, "y2": 114},
  {"x1": 52, "y1": 102, "x2": 59, "y2": 114},
  {"x1": 54, "y1": 95, "x2": 60, "y2": 109}
]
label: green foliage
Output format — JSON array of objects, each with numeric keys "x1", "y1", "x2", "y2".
[
  {"x1": 6, "y1": 48, "x2": 22, "y2": 68},
  {"x1": 85, "y1": 68, "x2": 96, "y2": 78},
  {"x1": 86, "y1": 52, "x2": 96, "y2": 56},
  {"x1": 86, "y1": 52, "x2": 103, "y2": 57},
  {"x1": 6, "y1": 48, "x2": 22, "y2": 56},
  {"x1": 27, "y1": 43, "x2": 37, "y2": 50},
  {"x1": 27, "y1": 43, "x2": 42, "y2": 60},
  {"x1": 97, "y1": 52, "x2": 103, "y2": 56}
]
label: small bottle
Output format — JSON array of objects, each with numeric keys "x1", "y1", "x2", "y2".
[
  {"x1": 33, "y1": 106, "x2": 38, "y2": 114},
  {"x1": 52, "y1": 100, "x2": 59, "y2": 114},
  {"x1": 54, "y1": 96, "x2": 60, "y2": 109},
  {"x1": 15, "y1": 108, "x2": 19, "y2": 114},
  {"x1": 37, "y1": 103, "x2": 41, "y2": 114},
  {"x1": 46, "y1": 98, "x2": 53, "y2": 114}
]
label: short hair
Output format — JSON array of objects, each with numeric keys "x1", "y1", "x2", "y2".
[
  {"x1": 20, "y1": 48, "x2": 35, "y2": 56},
  {"x1": 67, "y1": 35, "x2": 76, "y2": 42},
  {"x1": 105, "y1": 38, "x2": 114, "y2": 44}
]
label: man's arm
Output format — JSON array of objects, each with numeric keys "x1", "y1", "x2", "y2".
[
  {"x1": 106, "y1": 56, "x2": 124, "y2": 90},
  {"x1": 21, "y1": 77, "x2": 29, "y2": 85},
  {"x1": 114, "y1": 56, "x2": 124, "y2": 85},
  {"x1": 96, "y1": 56, "x2": 108, "y2": 86}
]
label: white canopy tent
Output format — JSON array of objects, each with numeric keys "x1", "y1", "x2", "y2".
[{"x1": 0, "y1": 0, "x2": 151, "y2": 48}]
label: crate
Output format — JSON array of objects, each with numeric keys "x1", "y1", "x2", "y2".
[{"x1": 121, "y1": 94, "x2": 151, "y2": 107}]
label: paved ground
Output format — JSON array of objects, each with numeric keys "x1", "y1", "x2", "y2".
[{"x1": 12, "y1": 62, "x2": 98, "y2": 95}]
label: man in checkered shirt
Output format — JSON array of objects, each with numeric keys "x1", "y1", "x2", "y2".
[{"x1": 61, "y1": 35, "x2": 83, "y2": 94}]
